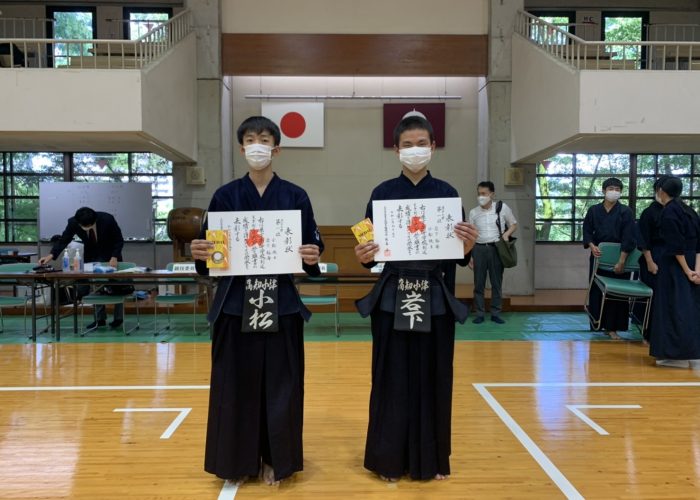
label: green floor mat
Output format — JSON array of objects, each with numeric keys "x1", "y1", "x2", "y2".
[{"x1": 0, "y1": 312, "x2": 643, "y2": 344}]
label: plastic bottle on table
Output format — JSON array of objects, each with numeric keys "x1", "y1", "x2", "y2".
[
  {"x1": 62, "y1": 250, "x2": 70, "y2": 272},
  {"x1": 73, "y1": 249, "x2": 82, "y2": 272}
]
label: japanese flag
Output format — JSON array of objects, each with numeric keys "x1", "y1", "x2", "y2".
[{"x1": 262, "y1": 102, "x2": 324, "y2": 148}]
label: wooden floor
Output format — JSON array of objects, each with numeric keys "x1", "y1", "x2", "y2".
[{"x1": 1, "y1": 340, "x2": 699, "y2": 499}]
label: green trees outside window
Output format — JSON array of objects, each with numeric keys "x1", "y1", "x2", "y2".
[
  {"x1": 0, "y1": 152, "x2": 173, "y2": 242},
  {"x1": 537, "y1": 153, "x2": 700, "y2": 242}
]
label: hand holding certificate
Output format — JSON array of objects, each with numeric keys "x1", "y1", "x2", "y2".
[
  {"x1": 372, "y1": 198, "x2": 464, "y2": 261},
  {"x1": 206, "y1": 210, "x2": 303, "y2": 276}
]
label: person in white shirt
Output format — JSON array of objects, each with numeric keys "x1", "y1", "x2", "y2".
[{"x1": 468, "y1": 181, "x2": 518, "y2": 324}]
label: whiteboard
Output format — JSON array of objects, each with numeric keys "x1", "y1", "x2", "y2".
[{"x1": 39, "y1": 183, "x2": 153, "y2": 241}]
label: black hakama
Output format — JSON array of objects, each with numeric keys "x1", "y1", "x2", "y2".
[
  {"x1": 363, "y1": 310, "x2": 456, "y2": 479},
  {"x1": 587, "y1": 257, "x2": 633, "y2": 332},
  {"x1": 649, "y1": 200, "x2": 700, "y2": 361},
  {"x1": 204, "y1": 313, "x2": 305, "y2": 480},
  {"x1": 634, "y1": 201, "x2": 663, "y2": 339}
]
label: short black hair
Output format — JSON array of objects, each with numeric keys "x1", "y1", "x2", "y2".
[
  {"x1": 653, "y1": 175, "x2": 671, "y2": 191},
  {"x1": 602, "y1": 177, "x2": 624, "y2": 190},
  {"x1": 236, "y1": 116, "x2": 281, "y2": 146},
  {"x1": 477, "y1": 181, "x2": 495, "y2": 193},
  {"x1": 393, "y1": 116, "x2": 434, "y2": 147},
  {"x1": 74, "y1": 207, "x2": 96, "y2": 226},
  {"x1": 659, "y1": 176, "x2": 683, "y2": 198}
]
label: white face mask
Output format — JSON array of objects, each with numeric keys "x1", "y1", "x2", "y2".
[
  {"x1": 478, "y1": 195, "x2": 492, "y2": 207},
  {"x1": 399, "y1": 146, "x2": 432, "y2": 172},
  {"x1": 605, "y1": 190, "x2": 621, "y2": 202},
  {"x1": 244, "y1": 144, "x2": 273, "y2": 170}
]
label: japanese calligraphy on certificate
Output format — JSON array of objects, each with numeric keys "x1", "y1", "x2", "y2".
[
  {"x1": 372, "y1": 197, "x2": 463, "y2": 261},
  {"x1": 207, "y1": 210, "x2": 303, "y2": 276}
]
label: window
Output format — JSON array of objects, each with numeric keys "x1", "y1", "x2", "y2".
[
  {"x1": 602, "y1": 11, "x2": 649, "y2": 68},
  {"x1": 536, "y1": 153, "x2": 700, "y2": 242},
  {"x1": 46, "y1": 7, "x2": 96, "y2": 67},
  {"x1": 0, "y1": 152, "x2": 173, "y2": 243},
  {"x1": 123, "y1": 7, "x2": 172, "y2": 40},
  {"x1": 636, "y1": 154, "x2": 698, "y2": 216},
  {"x1": 530, "y1": 11, "x2": 576, "y2": 44},
  {"x1": 0, "y1": 153, "x2": 63, "y2": 242}
]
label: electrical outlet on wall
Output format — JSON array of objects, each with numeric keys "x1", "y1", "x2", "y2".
[
  {"x1": 504, "y1": 166, "x2": 524, "y2": 186},
  {"x1": 186, "y1": 166, "x2": 206, "y2": 185}
]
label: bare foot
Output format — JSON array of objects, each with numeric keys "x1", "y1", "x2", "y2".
[
  {"x1": 262, "y1": 463, "x2": 279, "y2": 486},
  {"x1": 224, "y1": 477, "x2": 246, "y2": 487},
  {"x1": 434, "y1": 474, "x2": 448, "y2": 480},
  {"x1": 379, "y1": 474, "x2": 399, "y2": 482},
  {"x1": 606, "y1": 330, "x2": 622, "y2": 340}
]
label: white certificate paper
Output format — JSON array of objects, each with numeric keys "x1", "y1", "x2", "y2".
[
  {"x1": 372, "y1": 197, "x2": 464, "y2": 261},
  {"x1": 207, "y1": 210, "x2": 303, "y2": 276}
]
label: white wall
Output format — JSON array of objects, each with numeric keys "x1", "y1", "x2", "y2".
[
  {"x1": 142, "y1": 32, "x2": 197, "y2": 162},
  {"x1": 231, "y1": 76, "x2": 479, "y2": 227},
  {"x1": 579, "y1": 70, "x2": 700, "y2": 134},
  {"x1": 0, "y1": 69, "x2": 141, "y2": 131},
  {"x1": 535, "y1": 244, "x2": 589, "y2": 289},
  {"x1": 511, "y1": 34, "x2": 581, "y2": 164},
  {"x1": 222, "y1": 0, "x2": 488, "y2": 35}
]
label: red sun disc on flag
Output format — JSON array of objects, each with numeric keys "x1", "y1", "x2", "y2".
[{"x1": 280, "y1": 112, "x2": 306, "y2": 139}]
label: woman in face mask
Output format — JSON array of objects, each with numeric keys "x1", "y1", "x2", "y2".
[
  {"x1": 648, "y1": 176, "x2": 700, "y2": 369},
  {"x1": 582, "y1": 177, "x2": 636, "y2": 340}
]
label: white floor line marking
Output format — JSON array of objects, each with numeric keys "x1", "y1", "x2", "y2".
[
  {"x1": 0, "y1": 385, "x2": 209, "y2": 391},
  {"x1": 113, "y1": 408, "x2": 192, "y2": 439},
  {"x1": 480, "y1": 382, "x2": 700, "y2": 387},
  {"x1": 473, "y1": 383, "x2": 584, "y2": 500},
  {"x1": 566, "y1": 405, "x2": 642, "y2": 435},
  {"x1": 218, "y1": 479, "x2": 240, "y2": 500},
  {"x1": 475, "y1": 382, "x2": 700, "y2": 499}
]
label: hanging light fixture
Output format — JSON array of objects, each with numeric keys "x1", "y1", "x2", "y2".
[{"x1": 244, "y1": 94, "x2": 462, "y2": 100}]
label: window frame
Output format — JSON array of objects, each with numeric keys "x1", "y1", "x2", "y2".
[
  {"x1": 122, "y1": 7, "x2": 173, "y2": 40},
  {"x1": 601, "y1": 10, "x2": 650, "y2": 68},
  {"x1": 0, "y1": 152, "x2": 173, "y2": 244},
  {"x1": 536, "y1": 153, "x2": 700, "y2": 244}
]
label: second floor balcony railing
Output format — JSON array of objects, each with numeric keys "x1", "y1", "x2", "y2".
[
  {"x1": 0, "y1": 10, "x2": 191, "y2": 70},
  {"x1": 517, "y1": 11, "x2": 700, "y2": 71}
]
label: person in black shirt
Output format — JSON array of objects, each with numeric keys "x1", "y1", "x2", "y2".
[
  {"x1": 648, "y1": 176, "x2": 700, "y2": 368},
  {"x1": 634, "y1": 176, "x2": 668, "y2": 342},
  {"x1": 39, "y1": 207, "x2": 125, "y2": 329},
  {"x1": 582, "y1": 177, "x2": 636, "y2": 339}
]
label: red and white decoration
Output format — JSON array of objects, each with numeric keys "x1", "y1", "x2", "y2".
[{"x1": 262, "y1": 102, "x2": 325, "y2": 148}]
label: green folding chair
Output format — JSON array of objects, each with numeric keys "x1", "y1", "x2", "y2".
[
  {"x1": 80, "y1": 262, "x2": 140, "y2": 336},
  {"x1": 153, "y1": 262, "x2": 208, "y2": 336},
  {"x1": 299, "y1": 262, "x2": 340, "y2": 337},
  {"x1": 584, "y1": 242, "x2": 653, "y2": 334},
  {"x1": 0, "y1": 263, "x2": 50, "y2": 336}
]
